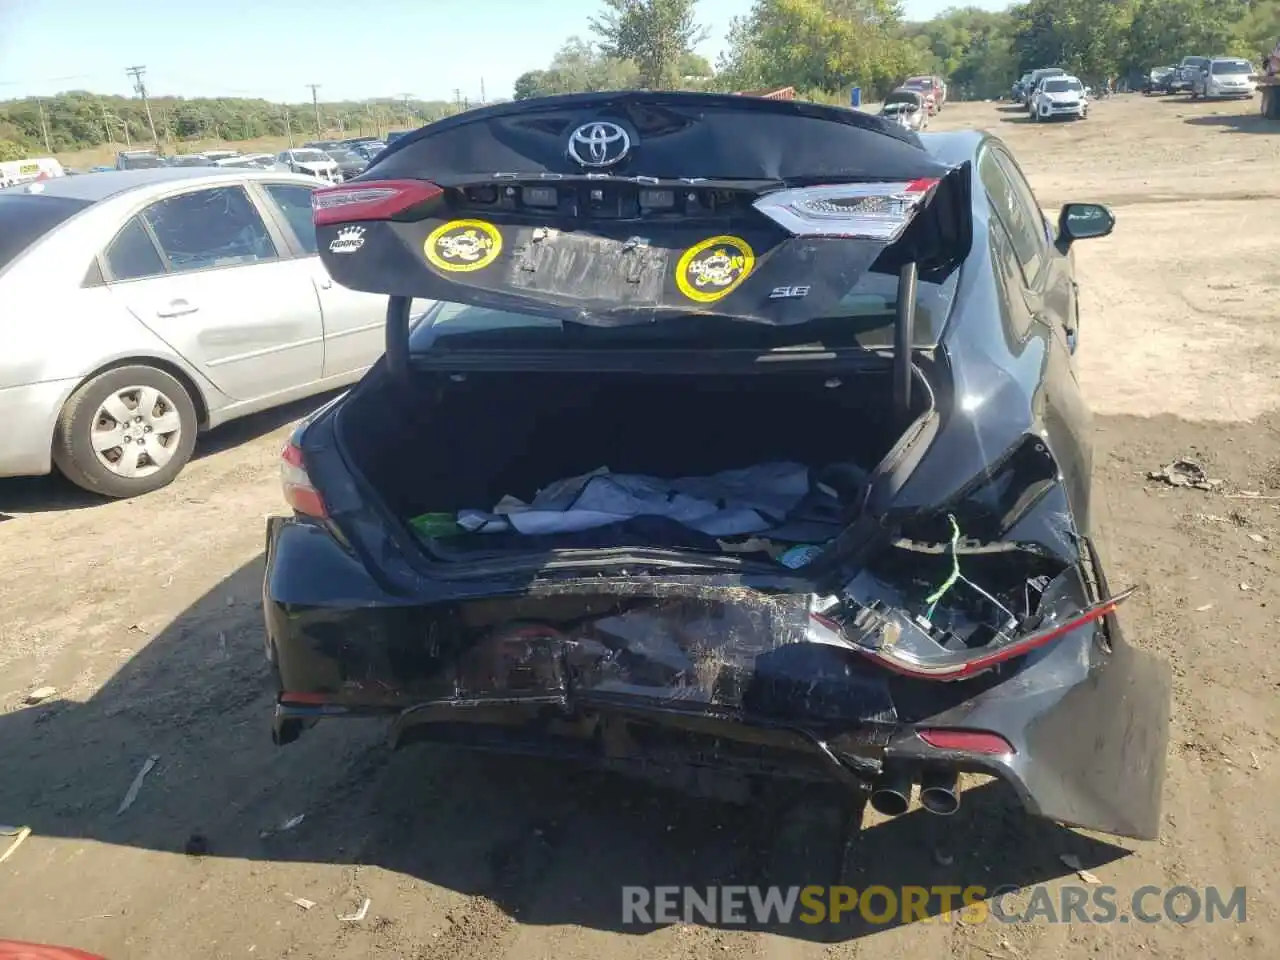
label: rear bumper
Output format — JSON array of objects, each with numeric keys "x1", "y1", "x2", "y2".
[{"x1": 263, "y1": 516, "x2": 1172, "y2": 840}]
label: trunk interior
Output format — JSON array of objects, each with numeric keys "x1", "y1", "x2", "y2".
[{"x1": 335, "y1": 365, "x2": 932, "y2": 557}]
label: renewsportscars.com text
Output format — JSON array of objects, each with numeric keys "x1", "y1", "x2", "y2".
[{"x1": 621, "y1": 885, "x2": 1247, "y2": 926}]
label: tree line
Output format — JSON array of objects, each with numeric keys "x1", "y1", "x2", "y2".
[
  {"x1": 516, "y1": 0, "x2": 1280, "y2": 103},
  {"x1": 0, "y1": 93, "x2": 472, "y2": 163},
  {"x1": 3, "y1": 0, "x2": 1277, "y2": 163}
]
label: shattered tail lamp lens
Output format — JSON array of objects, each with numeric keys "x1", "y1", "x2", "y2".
[
  {"x1": 753, "y1": 178, "x2": 940, "y2": 242},
  {"x1": 856, "y1": 588, "x2": 1134, "y2": 681}
]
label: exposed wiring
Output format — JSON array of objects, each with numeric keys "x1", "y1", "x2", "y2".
[
  {"x1": 924, "y1": 514, "x2": 962, "y2": 620},
  {"x1": 924, "y1": 513, "x2": 1018, "y2": 624}
]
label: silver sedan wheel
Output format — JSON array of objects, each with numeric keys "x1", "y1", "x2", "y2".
[{"x1": 90, "y1": 385, "x2": 183, "y2": 478}]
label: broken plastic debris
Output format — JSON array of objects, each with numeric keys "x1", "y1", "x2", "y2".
[
  {"x1": 1194, "y1": 603, "x2": 1214, "y2": 612},
  {"x1": 24, "y1": 686, "x2": 57, "y2": 704},
  {"x1": 1147, "y1": 458, "x2": 1222, "y2": 490},
  {"x1": 1240, "y1": 582, "x2": 1252, "y2": 592},
  {"x1": 340, "y1": 898, "x2": 371, "y2": 922},
  {"x1": 0, "y1": 826, "x2": 32, "y2": 865},
  {"x1": 116, "y1": 754, "x2": 159, "y2": 815},
  {"x1": 292, "y1": 898, "x2": 316, "y2": 911},
  {"x1": 1248, "y1": 533, "x2": 1266, "y2": 543}
]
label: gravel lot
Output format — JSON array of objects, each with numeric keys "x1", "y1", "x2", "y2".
[{"x1": 2, "y1": 93, "x2": 1279, "y2": 959}]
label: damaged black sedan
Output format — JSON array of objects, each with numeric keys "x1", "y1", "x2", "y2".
[{"x1": 263, "y1": 92, "x2": 1171, "y2": 841}]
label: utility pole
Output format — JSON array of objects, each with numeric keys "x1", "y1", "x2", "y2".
[
  {"x1": 306, "y1": 83, "x2": 322, "y2": 136},
  {"x1": 480, "y1": 77, "x2": 486, "y2": 104},
  {"x1": 125, "y1": 65, "x2": 161, "y2": 152},
  {"x1": 400, "y1": 93, "x2": 413, "y2": 127},
  {"x1": 36, "y1": 98, "x2": 51, "y2": 152},
  {"x1": 99, "y1": 101, "x2": 113, "y2": 143},
  {"x1": 282, "y1": 105, "x2": 294, "y2": 147},
  {"x1": 454, "y1": 87, "x2": 462, "y2": 110}
]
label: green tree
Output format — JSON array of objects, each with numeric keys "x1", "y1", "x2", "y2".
[
  {"x1": 1010, "y1": 0, "x2": 1139, "y2": 86},
  {"x1": 716, "y1": 0, "x2": 921, "y2": 98},
  {"x1": 510, "y1": 38, "x2": 641, "y2": 98},
  {"x1": 905, "y1": 6, "x2": 1018, "y2": 99},
  {"x1": 589, "y1": 0, "x2": 709, "y2": 88}
]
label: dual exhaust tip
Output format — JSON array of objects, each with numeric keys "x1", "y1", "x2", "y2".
[{"x1": 869, "y1": 767, "x2": 960, "y2": 817}]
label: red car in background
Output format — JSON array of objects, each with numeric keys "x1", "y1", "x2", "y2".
[{"x1": 902, "y1": 75, "x2": 947, "y2": 114}]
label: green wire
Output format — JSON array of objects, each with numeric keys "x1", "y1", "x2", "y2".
[{"x1": 925, "y1": 514, "x2": 962, "y2": 621}]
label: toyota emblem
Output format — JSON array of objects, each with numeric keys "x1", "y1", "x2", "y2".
[{"x1": 567, "y1": 121, "x2": 632, "y2": 168}]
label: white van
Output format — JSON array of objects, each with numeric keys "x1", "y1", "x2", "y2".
[{"x1": 0, "y1": 156, "x2": 65, "y2": 189}]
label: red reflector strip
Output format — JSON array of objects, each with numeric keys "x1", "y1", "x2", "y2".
[
  {"x1": 918, "y1": 729, "x2": 1015, "y2": 755},
  {"x1": 312, "y1": 178, "x2": 443, "y2": 226}
]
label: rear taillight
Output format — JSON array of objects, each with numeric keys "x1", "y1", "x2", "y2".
[
  {"x1": 753, "y1": 178, "x2": 940, "y2": 242},
  {"x1": 281, "y1": 441, "x2": 328, "y2": 517},
  {"x1": 311, "y1": 178, "x2": 443, "y2": 226}
]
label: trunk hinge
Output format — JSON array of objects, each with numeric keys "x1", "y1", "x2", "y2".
[
  {"x1": 386, "y1": 294, "x2": 412, "y2": 382},
  {"x1": 893, "y1": 260, "x2": 918, "y2": 424}
]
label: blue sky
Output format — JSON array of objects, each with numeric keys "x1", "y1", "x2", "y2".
[{"x1": 0, "y1": 0, "x2": 1009, "y2": 103}]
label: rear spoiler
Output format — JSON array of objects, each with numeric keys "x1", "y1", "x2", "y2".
[{"x1": 313, "y1": 92, "x2": 973, "y2": 418}]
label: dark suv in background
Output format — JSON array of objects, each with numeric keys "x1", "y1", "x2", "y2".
[{"x1": 1170, "y1": 55, "x2": 1209, "y2": 93}]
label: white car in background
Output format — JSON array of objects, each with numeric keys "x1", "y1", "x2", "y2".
[
  {"x1": 0, "y1": 168, "x2": 431, "y2": 497},
  {"x1": 1031, "y1": 75, "x2": 1089, "y2": 121},
  {"x1": 277, "y1": 148, "x2": 342, "y2": 182},
  {"x1": 1192, "y1": 58, "x2": 1257, "y2": 99}
]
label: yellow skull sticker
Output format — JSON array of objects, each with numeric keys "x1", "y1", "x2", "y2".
[
  {"x1": 424, "y1": 219, "x2": 503, "y2": 273},
  {"x1": 675, "y1": 235, "x2": 755, "y2": 303}
]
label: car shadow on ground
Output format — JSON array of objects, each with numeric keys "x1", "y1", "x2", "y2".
[
  {"x1": 0, "y1": 391, "x2": 344, "y2": 516},
  {"x1": 1183, "y1": 112, "x2": 1278, "y2": 133},
  {"x1": 0, "y1": 555, "x2": 1133, "y2": 942}
]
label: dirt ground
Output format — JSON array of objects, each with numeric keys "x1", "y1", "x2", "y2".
[{"x1": 3, "y1": 93, "x2": 1279, "y2": 959}]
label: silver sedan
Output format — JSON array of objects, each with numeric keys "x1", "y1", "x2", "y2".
[{"x1": 0, "y1": 167, "x2": 430, "y2": 498}]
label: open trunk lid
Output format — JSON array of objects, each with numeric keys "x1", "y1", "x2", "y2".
[{"x1": 310, "y1": 91, "x2": 972, "y2": 345}]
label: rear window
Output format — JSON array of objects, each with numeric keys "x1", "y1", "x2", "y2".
[
  {"x1": 411, "y1": 270, "x2": 960, "y2": 353},
  {"x1": 1212, "y1": 60, "x2": 1250, "y2": 74},
  {"x1": 0, "y1": 193, "x2": 93, "y2": 271}
]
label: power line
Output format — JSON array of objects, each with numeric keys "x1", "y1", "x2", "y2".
[
  {"x1": 125, "y1": 65, "x2": 161, "y2": 152},
  {"x1": 306, "y1": 83, "x2": 322, "y2": 136}
]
